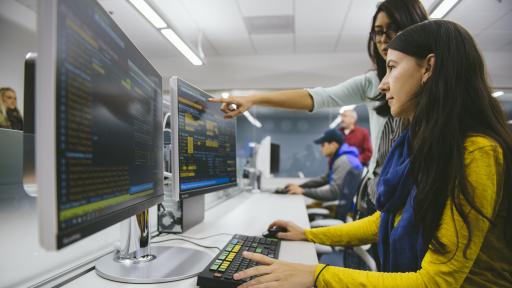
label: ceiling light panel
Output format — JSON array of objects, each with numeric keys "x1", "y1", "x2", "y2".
[
  {"x1": 98, "y1": 0, "x2": 175, "y2": 57},
  {"x1": 151, "y1": 0, "x2": 219, "y2": 56},
  {"x1": 178, "y1": 0, "x2": 254, "y2": 55},
  {"x1": 128, "y1": 0, "x2": 167, "y2": 28}
]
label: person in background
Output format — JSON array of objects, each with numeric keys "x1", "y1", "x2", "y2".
[
  {"x1": 0, "y1": 101, "x2": 9, "y2": 129},
  {"x1": 233, "y1": 20, "x2": 512, "y2": 288},
  {"x1": 286, "y1": 129, "x2": 362, "y2": 218},
  {"x1": 0, "y1": 87, "x2": 23, "y2": 131},
  {"x1": 339, "y1": 109, "x2": 372, "y2": 166}
]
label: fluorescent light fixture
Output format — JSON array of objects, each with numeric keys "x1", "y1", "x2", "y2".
[
  {"x1": 243, "y1": 111, "x2": 262, "y2": 128},
  {"x1": 339, "y1": 105, "x2": 356, "y2": 113},
  {"x1": 128, "y1": 0, "x2": 167, "y2": 29},
  {"x1": 161, "y1": 28, "x2": 203, "y2": 66},
  {"x1": 492, "y1": 91, "x2": 504, "y2": 97},
  {"x1": 329, "y1": 116, "x2": 341, "y2": 129},
  {"x1": 430, "y1": 0, "x2": 460, "y2": 19}
]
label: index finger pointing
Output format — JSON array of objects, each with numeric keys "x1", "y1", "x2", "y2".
[{"x1": 208, "y1": 97, "x2": 225, "y2": 103}]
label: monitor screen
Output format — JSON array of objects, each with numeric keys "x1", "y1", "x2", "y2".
[
  {"x1": 171, "y1": 78, "x2": 237, "y2": 199},
  {"x1": 270, "y1": 143, "x2": 280, "y2": 174},
  {"x1": 38, "y1": 0, "x2": 163, "y2": 249}
]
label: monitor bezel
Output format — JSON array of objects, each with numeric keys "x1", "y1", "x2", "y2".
[
  {"x1": 37, "y1": 0, "x2": 163, "y2": 250},
  {"x1": 170, "y1": 77, "x2": 237, "y2": 200}
]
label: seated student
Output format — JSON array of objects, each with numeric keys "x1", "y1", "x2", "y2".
[
  {"x1": 285, "y1": 129, "x2": 363, "y2": 205},
  {"x1": 233, "y1": 20, "x2": 512, "y2": 288}
]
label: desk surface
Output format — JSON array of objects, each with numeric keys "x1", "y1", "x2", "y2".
[{"x1": 64, "y1": 192, "x2": 318, "y2": 287}]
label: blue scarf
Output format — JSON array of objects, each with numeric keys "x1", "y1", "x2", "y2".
[
  {"x1": 376, "y1": 130, "x2": 428, "y2": 272},
  {"x1": 328, "y1": 143, "x2": 362, "y2": 184}
]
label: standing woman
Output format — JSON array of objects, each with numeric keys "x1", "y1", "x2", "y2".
[
  {"x1": 233, "y1": 20, "x2": 512, "y2": 288},
  {"x1": 211, "y1": 0, "x2": 429, "y2": 208}
]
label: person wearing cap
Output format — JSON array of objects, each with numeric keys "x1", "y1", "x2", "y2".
[{"x1": 285, "y1": 129, "x2": 363, "y2": 203}]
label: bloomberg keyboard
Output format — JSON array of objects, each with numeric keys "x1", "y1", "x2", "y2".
[{"x1": 197, "y1": 234, "x2": 281, "y2": 288}]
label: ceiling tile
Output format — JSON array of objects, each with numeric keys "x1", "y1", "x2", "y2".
[
  {"x1": 335, "y1": 0, "x2": 379, "y2": 51},
  {"x1": 488, "y1": 10, "x2": 512, "y2": 31},
  {"x1": 446, "y1": 0, "x2": 512, "y2": 35},
  {"x1": 251, "y1": 34, "x2": 294, "y2": 54},
  {"x1": 238, "y1": 0, "x2": 293, "y2": 17},
  {"x1": 476, "y1": 31, "x2": 512, "y2": 52},
  {"x1": 295, "y1": 0, "x2": 351, "y2": 53},
  {"x1": 336, "y1": 33, "x2": 368, "y2": 52},
  {"x1": 340, "y1": 0, "x2": 380, "y2": 34}
]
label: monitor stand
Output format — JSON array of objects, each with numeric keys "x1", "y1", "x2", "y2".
[{"x1": 95, "y1": 209, "x2": 212, "y2": 283}]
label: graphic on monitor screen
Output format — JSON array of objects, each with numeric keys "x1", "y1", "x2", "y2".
[{"x1": 171, "y1": 77, "x2": 237, "y2": 199}]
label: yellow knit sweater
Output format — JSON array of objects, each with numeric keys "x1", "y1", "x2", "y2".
[{"x1": 305, "y1": 135, "x2": 512, "y2": 287}]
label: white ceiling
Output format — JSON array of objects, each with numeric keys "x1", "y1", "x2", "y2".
[
  {"x1": 3, "y1": 0, "x2": 512, "y2": 90},
  {"x1": 95, "y1": 0, "x2": 512, "y2": 55}
]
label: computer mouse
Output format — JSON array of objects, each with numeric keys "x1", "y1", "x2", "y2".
[
  {"x1": 274, "y1": 187, "x2": 288, "y2": 194},
  {"x1": 262, "y1": 226, "x2": 288, "y2": 239}
]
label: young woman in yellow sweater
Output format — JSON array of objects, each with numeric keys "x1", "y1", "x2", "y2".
[{"x1": 233, "y1": 20, "x2": 512, "y2": 288}]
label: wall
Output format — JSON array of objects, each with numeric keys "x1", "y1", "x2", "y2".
[
  {"x1": 236, "y1": 104, "x2": 370, "y2": 179},
  {"x1": 0, "y1": 16, "x2": 37, "y2": 115}
]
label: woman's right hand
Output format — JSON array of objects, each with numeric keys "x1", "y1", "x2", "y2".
[
  {"x1": 268, "y1": 220, "x2": 307, "y2": 241},
  {"x1": 208, "y1": 95, "x2": 254, "y2": 119}
]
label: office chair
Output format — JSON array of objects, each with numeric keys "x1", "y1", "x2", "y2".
[
  {"x1": 306, "y1": 168, "x2": 377, "y2": 271},
  {"x1": 307, "y1": 167, "x2": 362, "y2": 224}
]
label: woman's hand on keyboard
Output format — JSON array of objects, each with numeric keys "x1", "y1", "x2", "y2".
[
  {"x1": 234, "y1": 251, "x2": 315, "y2": 288},
  {"x1": 267, "y1": 220, "x2": 307, "y2": 241}
]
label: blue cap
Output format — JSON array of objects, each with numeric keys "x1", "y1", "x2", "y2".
[{"x1": 314, "y1": 129, "x2": 345, "y2": 145}]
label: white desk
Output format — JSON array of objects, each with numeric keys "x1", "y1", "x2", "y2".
[
  {"x1": 259, "y1": 176, "x2": 309, "y2": 192},
  {"x1": 64, "y1": 192, "x2": 318, "y2": 287}
]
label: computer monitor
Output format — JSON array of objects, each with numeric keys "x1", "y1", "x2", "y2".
[
  {"x1": 270, "y1": 143, "x2": 280, "y2": 174},
  {"x1": 37, "y1": 0, "x2": 210, "y2": 283},
  {"x1": 170, "y1": 77, "x2": 237, "y2": 200},
  {"x1": 255, "y1": 136, "x2": 272, "y2": 178}
]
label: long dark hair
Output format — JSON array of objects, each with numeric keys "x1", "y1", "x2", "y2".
[
  {"x1": 388, "y1": 20, "x2": 512, "y2": 256},
  {"x1": 366, "y1": 0, "x2": 428, "y2": 116}
]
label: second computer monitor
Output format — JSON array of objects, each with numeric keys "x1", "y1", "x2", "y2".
[{"x1": 170, "y1": 77, "x2": 237, "y2": 199}]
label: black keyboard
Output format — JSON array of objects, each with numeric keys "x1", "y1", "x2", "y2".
[{"x1": 197, "y1": 234, "x2": 281, "y2": 288}]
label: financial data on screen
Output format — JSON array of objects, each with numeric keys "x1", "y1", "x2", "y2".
[
  {"x1": 176, "y1": 79, "x2": 236, "y2": 198},
  {"x1": 55, "y1": 0, "x2": 163, "y2": 240}
]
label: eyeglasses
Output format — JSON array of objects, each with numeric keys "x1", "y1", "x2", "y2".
[{"x1": 370, "y1": 27, "x2": 399, "y2": 41}]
